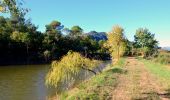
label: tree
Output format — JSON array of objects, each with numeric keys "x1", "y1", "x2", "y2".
[
  {"x1": 0, "y1": 0, "x2": 18, "y2": 13},
  {"x1": 46, "y1": 51, "x2": 99, "y2": 87},
  {"x1": 49, "y1": 20, "x2": 61, "y2": 28},
  {"x1": 10, "y1": 31, "x2": 30, "y2": 54},
  {"x1": 45, "y1": 20, "x2": 62, "y2": 42},
  {"x1": 0, "y1": 0, "x2": 28, "y2": 15},
  {"x1": 0, "y1": 2, "x2": 46, "y2": 64},
  {"x1": 43, "y1": 20, "x2": 64, "y2": 60},
  {"x1": 0, "y1": 16, "x2": 11, "y2": 41},
  {"x1": 43, "y1": 50, "x2": 51, "y2": 62},
  {"x1": 134, "y1": 28, "x2": 158, "y2": 58},
  {"x1": 70, "y1": 26, "x2": 83, "y2": 36},
  {"x1": 105, "y1": 25, "x2": 126, "y2": 63},
  {"x1": 1, "y1": 0, "x2": 29, "y2": 33},
  {"x1": 123, "y1": 39, "x2": 133, "y2": 56}
]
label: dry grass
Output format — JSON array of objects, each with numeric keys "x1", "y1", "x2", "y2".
[{"x1": 113, "y1": 57, "x2": 170, "y2": 100}]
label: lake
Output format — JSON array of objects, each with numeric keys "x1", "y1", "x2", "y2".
[
  {"x1": 0, "y1": 65, "x2": 57, "y2": 100},
  {"x1": 0, "y1": 61, "x2": 110, "y2": 100}
]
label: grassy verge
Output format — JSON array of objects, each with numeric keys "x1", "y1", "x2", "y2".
[
  {"x1": 59, "y1": 58, "x2": 126, "y2": 100},
  {"x1": 140, "y1": 59, "x2": 170, "y2": 80},
  {"x1": 153, "y1": 51, "x2": 170, "y2": 65},
  {"x1": 139, "y1": 59, "x2": 170, "y2": 87}
]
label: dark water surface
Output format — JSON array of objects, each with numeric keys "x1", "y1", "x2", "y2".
[
  {"x1": 0, "y1": 61, "x2": 110, "y2": 100},
  {"x1": 0, "y1": 65, "x2": 56, "y2": 100}
]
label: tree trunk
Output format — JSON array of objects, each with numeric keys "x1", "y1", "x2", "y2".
[
  {"x1": 117, "y1": 45, "x2": 120, "y2": 61},
  {"x1": 81, "y1": 66, "x2": 97, "y2": 75},
  {"x1": 27, "y1": 44, "x2": 29, "y2": 55},
  {"x1": 26, "y1": 43, "x2": 29, "y2": 64}
]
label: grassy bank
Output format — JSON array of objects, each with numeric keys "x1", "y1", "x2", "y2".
[
  {"x1": 139, "y1": 59, "x2": 170, "y2": 87},
  {"x1": 152, "y1": 50, "x2": 170, "y2": 65},
  {"x1": 140, "y1": 59, "x2": 170, "y2": 80},
  {"x1": 58, "y1": 58, "x2": 126, "y2": 100}
]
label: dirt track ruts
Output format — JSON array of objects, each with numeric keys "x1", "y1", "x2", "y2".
[{"x1": 112, "y1": 57, "x2": 169, "y2": 100}]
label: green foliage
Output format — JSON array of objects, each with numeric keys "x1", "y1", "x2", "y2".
[
  {"x1": 1, "y1": 0, "x2": 108, "y2": 63},
  {"x1": 123, "y1": 40, "x2": 133, "y2": 56},
  {"x1": 45, "y1": 20, "x2": 62, "y2": 40},
  {"x1": 105, "y1": 25, "x2": 127, "y2": 63},
  {"x1": 0, "y1": 0, "x2": 29, "y2": 25},
  {"x1": 46, "y1": 51, "x2": 99, "y2": 87},
  {"x1": 0, "y1": 0, "x2": 19, "y2": 13},
  {"x1": 10, "y1": 31, "x2": 29, "y2": 43},
  {"x1": 0, "y1": 16, "x2": 108, "y2": 64},
  {"x1": 0, "y1": 15, "x2": 45, "y2": 64},
  {"x1": 70, "y1": 26, "x2": 83, "y2": 36},
  {"x1": 134, "y1": 28, "x2": 158, "y2": 58},
  {"x1": 50, "y1": 20, "x2": 61, "y2": 28}
]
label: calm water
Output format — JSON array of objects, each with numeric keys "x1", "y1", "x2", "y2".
[
  {"x1": 0, "y1": 61, "x2": 110, "y2": 100},
  {"x1": 0, "y1": 65, "x2": 56, "y2": 100}
]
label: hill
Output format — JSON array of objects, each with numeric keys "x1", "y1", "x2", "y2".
[{"x1": 162, "y1": 47, "x2": 170, "y2": 51}]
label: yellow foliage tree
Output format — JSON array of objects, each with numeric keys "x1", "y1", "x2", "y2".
[
  {"x1": 46, "y1": 51, "x2": 99, "y2": 87},
  {"x1": 105, "y1": 25, "x2": 126, "y2": 63}
]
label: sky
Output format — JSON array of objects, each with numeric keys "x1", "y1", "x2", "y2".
[{"x1": 2, "y1": 0, "x2": 170, "y2": 47}]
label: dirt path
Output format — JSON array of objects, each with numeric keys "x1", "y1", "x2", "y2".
[{"x1": 112, "y1": 57, "x2": 169, "y2": 100}]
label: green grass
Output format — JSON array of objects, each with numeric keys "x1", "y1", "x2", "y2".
[
  {"x1": 59, "y1": 58, "x2": 126, "y2": 100},
  {"x1": 140, "y1": 59, "x2": 170, "y2": 90},
  {"x1": 139, "y1": 59, "x2": 170, "y2": 99},
  {"x1": 140, "y1": 59, "x2": 170, "y2": 80},
  {"x1": 114, "y1": 57, "x2": 126, "y2": 67},
  {"x1": 153, "y1": 51, "x2": 170, "y2": 64}
]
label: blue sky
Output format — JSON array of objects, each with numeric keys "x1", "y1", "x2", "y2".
[{"x1": 2, "y1": 0, "x2": 170, "y2": 47}]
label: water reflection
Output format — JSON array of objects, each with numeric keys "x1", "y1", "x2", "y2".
[
  {"x1": 0, "y1": 65, "x2": 55, "y2": 100},
  {"x1": 0, "y1": 61, "x2": 110, "y2": 100}
]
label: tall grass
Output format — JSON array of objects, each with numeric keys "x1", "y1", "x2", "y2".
[{"x1": 153, "y1": 51, "x2": 170, "y2": 65}]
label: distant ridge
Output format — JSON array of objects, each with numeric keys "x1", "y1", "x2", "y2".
[
  {"x1": 162, "y1": 47, "x2": 170, "y2": 51},
  {"x1": 86, "y1": 31, "x2": 107, "y2": 41}
]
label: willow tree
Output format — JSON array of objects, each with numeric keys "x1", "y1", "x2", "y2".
[
  {"x1": 46, "y1": 51, "x2": 99, "y2": 87},
  {"x1": 105, "y1": 25, "x2": 126, "y2": 63}
]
